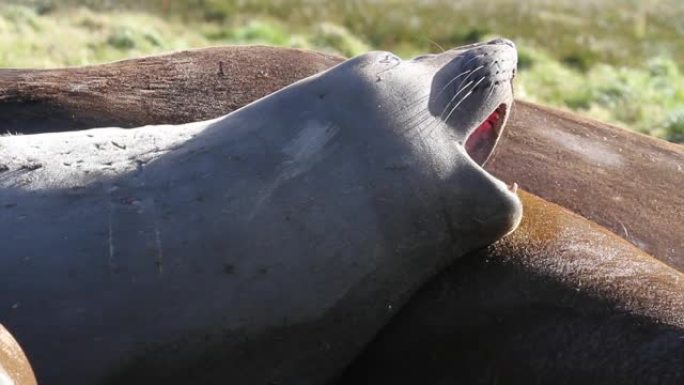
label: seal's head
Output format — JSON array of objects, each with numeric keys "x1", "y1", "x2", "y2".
[
  {"x1": 314, "y1": 39, "x2": 522, "y2": 252},
  {"x1": 196, "y1": 39, "x2": 522, "y2": 260},
  {"x1": 425, "y1": 38, "x2": 517, "y2": 166}
]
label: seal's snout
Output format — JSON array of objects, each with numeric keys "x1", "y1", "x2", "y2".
[
  {"x1": 427, "y1": 38, "x2": 517, "y2": 142},
  {"x1": 457, "y1": 41, "x2": 517, "y2": 91},
  {"x1": 421, "y1": 38, "x2": 518, "y2": 168},
  {"x1": 419, "y1": 39, "x2": 522, "y2": 242}
]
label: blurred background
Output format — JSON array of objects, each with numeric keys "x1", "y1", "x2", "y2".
[{"x1": 1, "y1": 0, "x2": 682, "y2": 143}]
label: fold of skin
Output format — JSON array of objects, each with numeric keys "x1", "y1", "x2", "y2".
[
  {"x1": 1, "y1": 46, "x2": 683, "y2": 383},
  {"x1": 338, "y1": 191, "x2": 684, "y2": 385}
]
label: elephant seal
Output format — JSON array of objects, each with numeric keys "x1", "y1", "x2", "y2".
[
  {"x1": 4, "y1": 47, "x2": 681, "y2": 271},
  {"x1": 0, "y1": 39, "x2": 521, "y2": 384},
  {"x1": 338, "y1": 191, "x2": 684, "y2": 385},
  {"x1": 0, "y1": 45, "x2": 343, "y2": 134},
  {"x1": 0, "y1": 325, "x2": 36, "y2": 385}
]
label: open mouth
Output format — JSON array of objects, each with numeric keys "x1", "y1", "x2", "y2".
[{"x1": 464, "y1": 103, "x2": 507, "y2": 166}]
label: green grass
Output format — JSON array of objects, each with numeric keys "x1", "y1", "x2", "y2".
[
  {"x1": 517, "y1": 46, "x2": 684, "y2": 141},
  {"x1": 2, "y1": 1, "x2": 684, "y2": 143}
]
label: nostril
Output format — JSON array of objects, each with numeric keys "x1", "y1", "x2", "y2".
[{"x1": 487, "y1": 38, "x2": 516, "y2": 49}]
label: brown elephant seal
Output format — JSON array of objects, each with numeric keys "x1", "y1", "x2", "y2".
[
  {"x1": 0, "y1": 45, "x2": 343, "y2": 134},
  {"x1": 0, "y1": 325, "x2": 36, "y2": 385},
  {"x1": 3, "y1": 47, "x2": 681, "y2": 271},
  {"x1": 0, "y1": 40, "x2": 521, "y2": 384},
  {"x1": 338, "y1": 190, "x2": 684, "y2": 385}
]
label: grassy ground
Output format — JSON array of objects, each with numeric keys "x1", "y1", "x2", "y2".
[{"x1": 2, "y1": 0, "x2": 683, "y2": 143}]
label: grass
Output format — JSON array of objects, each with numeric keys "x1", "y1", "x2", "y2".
[{"x1": 2, "y1": 0, "x2": 683, "y2": 143}]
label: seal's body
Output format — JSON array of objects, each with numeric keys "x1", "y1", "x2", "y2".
[{"x1": 0, "y1": 40, "x2": 520, "y2": 384}]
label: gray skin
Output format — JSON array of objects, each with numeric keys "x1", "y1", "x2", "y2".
[{"x1": 0, "y1": 39, "x2": 520, "y2": 385}]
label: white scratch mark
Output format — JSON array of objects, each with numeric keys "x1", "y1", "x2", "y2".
[
  {"x1": 619, "y1": 220, "x2": 650, "y2": 251},
  {"x1": 69, "y1": 83, "x2": 88, "y2": 93},
  {"x1": 281, "y1": 121, "x2": 340, "y2": 170},
  {"x1": 620, "y1": 222, "x2": 631, "y2": 241},
  {"x1": 250, "y1": 121, "x2": 339, "y2": 218},
  {"x1": 541, "y1": 130, "x2": 624, "y2": 168}
]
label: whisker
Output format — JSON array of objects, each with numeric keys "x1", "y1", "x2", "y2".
[
  {"x1": 427, "y1": 38, "x2": 446, "y2": 53},
  {"x1": 444, "y1": 90, "x2": 474, "y2": 124},
  {"x1": 438, "y1": 65, "x2": 484, "y2": 119},
  {"x1": 454, "y1": 66, "x2": 483, "y2": 96},
  {"x1": 401, "y1": 69, "x2": 478, "y2": 134},
  {"x1": 468, "y1": 76, "x2": 487, "y2": 94},
  {"x1": 434, "y1": 69, "x2": 474, "y2": 98},
  {"x1": 443, "y1": 76, "x2": 486, "y2": 123},
  {"x1": 447, "y1": 65, "x2": 483, "y2": 96},
  {"x1": 443, "y1": 98, "x2": 475, "y2": 129},
  {"x1": 449, "y1": 75, "x2": 486, "y2": 115},
  {"x1": 419, "y1": 117, "x2": 446, "y2": 141},
  {"x1": 484, "y1": 82, "x2": 497, "y2": 103},
  {"x1": 400, "y1": 108, "x2": 438, "y2": 136},
  {"x1": 510, "y1": 99, "x2": 517, "y2": 124},
  {"x1": 461, "y1": 54, "x2": 483, "y2": 69},
  {"x1": 408, "y1": 112, "x2": 440, "y2": 136},
  {"x1": 398, "y1": 69, "x2": 490, "y2": 140},
  {"x1": 384, "y1": 92, "x2": 430, "y2": 118},
  {"x1": 439, "y1": 79, "x2": 473, "y2": 119},
  {"x1": 394, "y1": 95, "x2": 433, "y2": 126}
]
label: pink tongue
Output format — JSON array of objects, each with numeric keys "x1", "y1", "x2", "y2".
[{"x1": 465, "y1": 110, "x2": 500, "y2": 164}]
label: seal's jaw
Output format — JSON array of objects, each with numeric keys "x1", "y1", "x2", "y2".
[{"x1": 465, "y1": 103, "x2": 508, "y2": 166}]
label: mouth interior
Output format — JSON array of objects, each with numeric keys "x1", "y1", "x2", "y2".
[{"x1": 465, "y1": 103, "x2": 507, "y2": 166}]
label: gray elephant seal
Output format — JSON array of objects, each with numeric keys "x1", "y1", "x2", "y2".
[{"x1": 0, "y1": 39, "x2": 521, "y2": 384}]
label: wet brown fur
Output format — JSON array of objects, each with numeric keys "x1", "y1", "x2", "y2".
[
  {"x1": 338, "y1": 191, "x2": 684, "y2": 384},
  {"x1": 0, "y1": 46, "x2": 342, "y2": 133}
]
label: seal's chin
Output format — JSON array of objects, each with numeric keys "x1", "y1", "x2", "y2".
[{"x1": 465, "y1": 103, "x2": 507, "y2": 166}]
